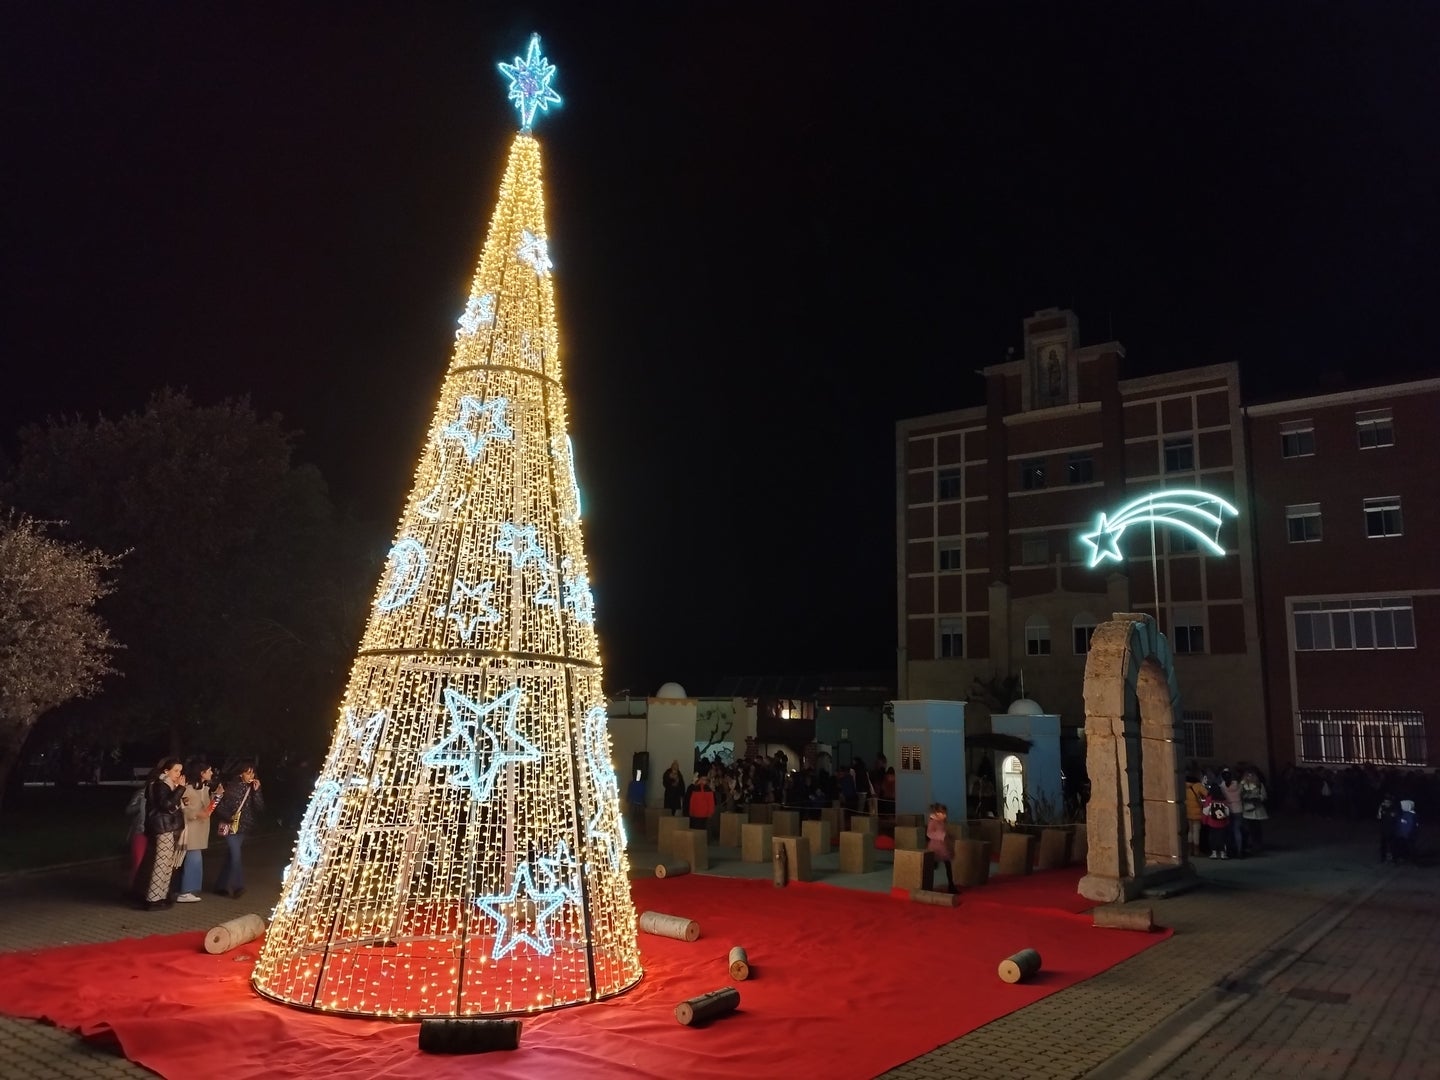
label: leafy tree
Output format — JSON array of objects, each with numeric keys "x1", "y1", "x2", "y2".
[
  {"x1": 0, "y1": 511, "x2": 119, "y2": 794},
  {"x1": 3, "y1": 390, "x2": 373, "y2": 765}
]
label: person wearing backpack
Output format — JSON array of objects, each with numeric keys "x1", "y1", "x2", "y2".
[
  {"x1": 1201, "y1": 774, "x2": 1232, "y2": 859},
  {"x1": 1393, "y1": 799, "x2": 1419, "y2": 863}
]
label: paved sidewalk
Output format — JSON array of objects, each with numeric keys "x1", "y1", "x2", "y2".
[{"x1": 1, "y1": 818, "x2": 1434, "y2": 1079}]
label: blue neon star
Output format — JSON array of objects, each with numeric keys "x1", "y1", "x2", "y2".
[
  {"x1": 442, "y1": 578, "x2": 501, "y2": 641},
  {"x1": 498, "y1": 34, "x2": 562, "y2": 133},
  {"x1": 457, "y1": 293, "x2": 495, "y2": 337},
  {"x1": 563, "y1": 566, "x2": 595, "y2": 626},
  {"x1": 516, "y1": 230, "x2": 553, "y2": 276},
  {"x1": 476, "y1": 861, "x2": 566, "y2": 959},
  {"x1": 296, "y1": 780, "x2": 345, "y2": 869},
  {"x1": 536, "y1": 839, "x2": 581, "y2": 905},
  {"x1": 1079, "y1": 514, "x2": 1126, "y2": 567},
  {"x1": 496, "y1": 522, "x2": 548, "y2": 569},
  {"x1": 421, "y1": 687, "x2": 541, "y2": 803},
  {"x1": 442, "y1": 395, "x2": 512, "y2": 463},
  {"x1": 582, "y1": 705, "x2": 623, "y2": 868}
]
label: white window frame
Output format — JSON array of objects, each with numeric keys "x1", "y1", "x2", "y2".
[
  {"x1": 1182, "y1": 710, "x2": 1215, "y2": 758},
  {"x1": 1171, "y1": 606, "x2": 1206, "y2": 654},
  {"x1": 1163, "y1": 436, "x2": 1195, "y2": 473},
  {"x1": 939, "y1": 617, "x2": 965, "y2": 658},
  {"x1": 1025, "y1": 615, "x2": 1051, "y2": 657},
  {"x1": 1280, "y1": 420, "x2": 1315, "y2": 459},
  {"x1": 937, "y1": 469, "x2": 962, "y2": 500},
  {"x1": 1019, "y1": 459, "x2": 1047, "y2": 490},
  {"x1": 1072, "y1": 614, "x2": 1098, "y2": 655},
  {"x1": 1285, "y1": 502, "x2": 1323, "y2": 544},
  {"x1": 1356, "y1": 408, "x2": 1394, "y2": 450},
  {"x1": 1293, "y1": 598, "x2": 1416, "y2": 652},
  {"x1": 1066, "y1": 453, "x2": 1094, "y2": 485},
  {"x1": 1363, "y1": 496, "x2": 1403, "y2": 538},
  {"x1": 938, "y1": 546, "x2": 963, "y2": 571},
  {"x1": 1021, "y1": 536, "x2": 1050, "y2": 565}
]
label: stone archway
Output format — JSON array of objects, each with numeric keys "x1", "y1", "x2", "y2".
[{"x1": 1078, "y1": 612, "x2": 1193, "y2": 903}]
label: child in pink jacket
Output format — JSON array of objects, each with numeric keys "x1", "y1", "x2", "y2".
[{"x1": 927, "y1": 803, "x2": 957, "y2": 893}]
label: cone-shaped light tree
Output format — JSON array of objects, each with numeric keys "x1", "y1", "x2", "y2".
[{"x1": 253, "y1": 35, "x2": 643, "y2": 1018}]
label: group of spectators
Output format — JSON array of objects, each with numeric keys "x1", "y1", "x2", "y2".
[
  {"x1": 1185, "y1": 765, "x2": 1270, "y2": 859},
  {"x1": 657, "y1": 752, "x2": 899, "y2": 823},
  {"x1": 123, "y1": 757, "x2": 265, "y2": 910}
]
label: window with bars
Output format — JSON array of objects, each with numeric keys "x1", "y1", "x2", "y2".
[
  {"x1": 1286, "y1": 503, "x2": 1322, "y2": 543},
  {"x1": 1293, "y1": 598, "x2": 1416, "y2": 651},
  {"x1": 1182, "y1": 710, "x2": 1215, "y2": 758},
  {"x1": 1280, "y1": 420, "x2": 1315, "y2": 458},
  {"x1": 939, "y1": 617, "x2": 964, "y2": 658},
  {"x1": 1297, "y1": 709, "x2": 1426, "y2": 766},
  {"x1": 1356, "y1": 409, "x2": 1394, "y2": 450},
  {"x1": 1364, "y1": 497, "x2": 1402, "y2": 538},
  {"x1": 900, "y1": 744, "x2": 924, "y2": 772}
]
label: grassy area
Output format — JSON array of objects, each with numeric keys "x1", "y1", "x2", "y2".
[{"x1": 0, "y1": 783, "x2": 138, "y2": 874}]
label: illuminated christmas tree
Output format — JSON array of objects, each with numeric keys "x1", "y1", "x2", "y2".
[{"x1": 253, "y1": 35, "x2": 643, "y2": 1018}]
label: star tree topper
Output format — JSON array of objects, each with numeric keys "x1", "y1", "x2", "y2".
[{"x1": 498, "y1": 34, "x2": 562, "y2": 133}]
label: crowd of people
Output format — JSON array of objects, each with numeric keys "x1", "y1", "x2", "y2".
[
  {"x1": 123, "y1": 757, "x2": 265, "y2": 910},
  {"x1": 657, "y1": 752, "x2": 900, "y2": 822}
]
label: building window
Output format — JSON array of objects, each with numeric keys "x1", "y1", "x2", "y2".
[
  {"x1": 1363, "y1": 497, "x2": 1403, "y2": 538},
  {"x1": 1164, "y1": 437, "x2": 1195, "y2": 473},
  {"x1": 1182, "y1": 710, "x2": 1215, "y2": 758},
  {"x1": 1171, "y1": 607, "x2": 1205, "y2": 653},
  {"x1": 938, "y1": 469, "x2": 962, "y2": 500},
  {"x1": 939, "y1": 546, "x2": 963, "y2": 571},
  {"x1": 1285, "y1": 503, "x2": 1323, "y2": 543},
  {"x1": 1297, "y1": 709, "x2": 1426, "y2": 767},
  {"x1": 900, "y1": 744, "x2": 923, "y2": 771},
  {"x1": 1021, "y1": 536, "x2": 1050, "y2": 565},
  {"x1": 1280, "y1": 420, "x2": 1316, "y2": 458},
  {"x1": 1170, "y1": 529, "x2": 1199, "y2": 554},
  {"x1": 1066, "y1": 453, "x2": 1094, "y2": 485},
  {"x1": 1025, "y1": 615, "x2": 1051, "y2": 656},
  {"x1": 1293, "y1": 598, "x2": 1416, "y2": 652},
  {"x1": 1073, "y1": 614, "x2": 1098, "y2": 654},
  {"x1": 1020, "y1": 459, "x2": 1047, "y2": 490},
  {"x1": 939, "y1": 617, "x2": 964, "y2": 658},
  {"x1": 1356, "y1": 409, "x2": 1394, "y2": 450}
]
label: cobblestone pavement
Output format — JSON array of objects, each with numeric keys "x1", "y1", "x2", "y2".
[{"x1": 2, "y1": 818, "x2": 1434, "y2": 1079}]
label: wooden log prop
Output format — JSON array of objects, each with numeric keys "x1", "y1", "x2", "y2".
[
  {"x1": 638, "y1": 910, "x2": 701, "y2": 942},
  {"x1": 1093, "y1": 906, "x2": 1155, "y2": 932},
  {"x1": 997, "y1": 948, "x2": 1042, "y2": 984},
  {"x1": 654, "y1": 860, "x2": 690, "y2": 879},
  {"x1": 418, "y1": 1018, "x2": 522, "y2": 1054},
  {"x1": 773, "y1": 838, "x2": 788, "y2": 888},
  {"x1": 675, "y1": 986, "x2": 740, "y2": 1026},
  {"x1": 910, "y1": 888, "x2": 960, "y2": 907},
  {"x1": 728, "y1": 946, "x2": 751, "y2": 981},
  {"x1": 203, "y1": 913, "x2": 266, "y2": 955}
]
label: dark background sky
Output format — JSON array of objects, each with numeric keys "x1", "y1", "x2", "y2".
[{"x1": 4, "y1": 3, "x2": 1438, "y2": 698}]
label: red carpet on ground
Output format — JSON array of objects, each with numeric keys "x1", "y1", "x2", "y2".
[{"x1": 0, "y1": 870, "x2": 1168, "y2": 1080}]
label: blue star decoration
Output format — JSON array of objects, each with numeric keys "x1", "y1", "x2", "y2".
[
  {"x1": 343, "y1": 707, "x2": 386, "y2": 767},
  {"x1": 563, "y1": 563, "x2": 595, "y2": 626},
  {"x1": 475, "y1": 861, "x2": 565, "y2": 959},
  {"x1": 438, "y1": 578, "x2": 501, "y2": 641},
  {"x1": 1079, "y1": 513, "x2": 1126, "y2": 567},
  {"x1": 516, "y1": 230, "x2": 553, "y2": 276},
  {"x1": 498, "y1": 33, "x2": 562, "y2": 134},
  {"x1": 296, "y1": 780, "x2": 345, "y2": 869},
  {"x1": 496, "y1": 522, "x2": 548, "y2": 569},
  {"x1": 442, "y1": 395, "x2": 513, "y2": 463},
  {"x1": 421, "y1": 687, "x2": 542, "y2": 803},
  {"x1": 536, "y1": 839, "x2": 581, "y2": 905},
  {"x1": 456, "y1": 293, "x2": 495, "y2": 337}
]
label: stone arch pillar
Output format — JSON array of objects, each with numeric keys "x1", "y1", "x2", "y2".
[{"x1": 1078, "y1": 612, "x2": 1193, "y2": 903}]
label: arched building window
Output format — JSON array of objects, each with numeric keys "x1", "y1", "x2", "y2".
[
  {"x1": 1073, "y1": 613, "x2": 1099, "y2": 654},
  {"x1": 1025, "y1": 615, "x2": 1051, "y2": 656}
]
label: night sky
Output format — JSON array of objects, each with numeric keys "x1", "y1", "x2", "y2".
[{"x1": 4, "y1": 3, "x2": 1439, "y2": 697}]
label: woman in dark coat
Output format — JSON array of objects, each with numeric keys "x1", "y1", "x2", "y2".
[
  {"x1": 141, "y1": 757, "x2": 187, "y2": 910},
  {"x1": 662, "y1": 760, "x2": 685, "y2": 815}
]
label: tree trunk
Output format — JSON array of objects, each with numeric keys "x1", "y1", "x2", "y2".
[{"x1": 0, "y1": 716, "x2": 37, "y2": 810}]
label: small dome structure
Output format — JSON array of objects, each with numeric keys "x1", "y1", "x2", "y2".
[
  {"x1": 1006, "y1": 697, "x2": 1045, "y2": 716},
  {"x1": 654, "y1": 681, "x2": 688, "y2": 699}
]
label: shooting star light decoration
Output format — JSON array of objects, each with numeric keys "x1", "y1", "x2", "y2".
[{"x1": 1079, "y1": 488, "x2": 1239, "y2": 568}]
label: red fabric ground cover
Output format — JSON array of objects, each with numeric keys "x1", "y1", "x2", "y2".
[{"x1": 0, "y1": 872, "x2": 1169, "y2": 1080}]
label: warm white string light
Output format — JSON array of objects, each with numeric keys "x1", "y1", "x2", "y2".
[{"x1": 252, "y1": 38, "x2": 642, "y2": 1018}]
